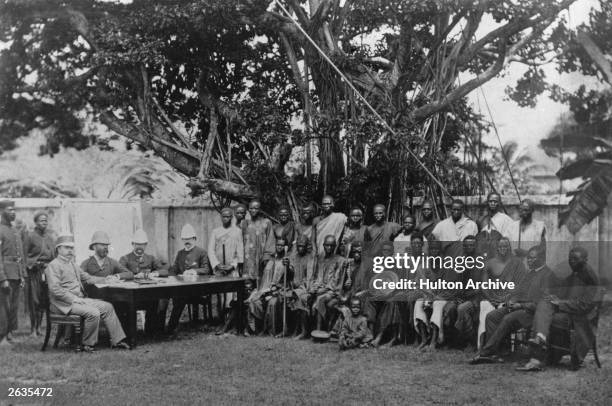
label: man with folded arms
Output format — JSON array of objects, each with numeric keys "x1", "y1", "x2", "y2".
[
  {"x1": 470, "y1": 246, "x2": 553, "y2": 364},
  {"x1": 46, "y1": 234, "x2": 130, "y2": 351}
]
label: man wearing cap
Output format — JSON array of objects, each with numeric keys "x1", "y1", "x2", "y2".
[
  {"x1": 119, "y1": 229, "x2": 168, "y2": 334},
  {"x1": 23, "y1": 210, "x2": 57, "y2": 336},
  {"x1": 166, "y1": 223, "x2": 211, "y2": 334},
  {"x1": 0, "y1": 200, "x2": 26, "y2": 346},
  {"x1": 81, "y1": 231, "x2": 133, "y2": 281},
  {"x1": 45, "y1": 234, "x2": 130, "y2": 351}
]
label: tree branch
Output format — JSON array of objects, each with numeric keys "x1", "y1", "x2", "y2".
[
  {"x1": 576, "y1": 30, "x2": 612, "y2": 84},
  {"x1": 410, "y1": 40, "x2": 507, "y2": 121}
]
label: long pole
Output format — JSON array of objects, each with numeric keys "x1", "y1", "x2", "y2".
[
  {"x1": 283, "y1": 246, "x2": 288, "y2": 337},
  {"x1": 273, "y1": 0, "x2": 451, "y2": 197}
]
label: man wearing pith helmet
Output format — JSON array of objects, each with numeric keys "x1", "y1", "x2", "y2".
[
  {"x1": 45, "y1": 234, "x2": 131, "y2": 352},
  {"x1": 81, "y1": 231, "x2": 133, "y2": 281},
  {"x1": 166, "y1": 223, "x2": 211, "y2": 334},
  {"x1": 119, "y1": 229, "x2": 169, "y2": 334}
]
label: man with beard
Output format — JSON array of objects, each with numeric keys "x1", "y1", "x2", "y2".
[
  {"x1": 23, "y1": 210, "x2": 56, "y2": 337},
  {"x1": 313, "y1": 196, "x2": 347, "y2": 255},
  {"x1": 477, "y1": 237, "x2": 527, "y2": 349},
  {"x1": 274, "y1": 206, "x2": 296, "y2": 251},
  {"x1": 417, "y1": 200, "x2": 437, "y2": 240},
  {"x1": 338, "y1": 207, "x2": 367, "y2": 257},
  {"x1": 45, "y1": 234, "x2": 130, "y2": 352},
  {"x1": 166, "y1": 224, "x2": 211, "y2": 334},
  {"x1": 119, "y1": 229, "x2": 168, "y2": 335},
  {"x1": 0, "y1": 200, "x2": 25, "y2": 346},
  {"x1": 81, "y1": 231, "x2": 133, "y2": 281},
  {"x1": 243, "y1": 199, "x2": 275, "y2": 285},
  {"x1": 470, "y1": 246, "x2": 553, "y2": 364},
  {"x1": 312, "y1": 235, "x2": 345, "y2": 332},
  {"x1": 364, "y1": 204, "x2": 401, "y2": 256},
  {"x1": 518, "y1": 247, "x2": 601, "y2": 371},
  {"x1": 287, "y1": 235, "x2": 317, "y2": 339},
  {"x1": 432, "y1": 199, "x2": 478, "y2": 258},
  {"x1": 512, "y1": 199, "x2": 546, "y2": 260}
]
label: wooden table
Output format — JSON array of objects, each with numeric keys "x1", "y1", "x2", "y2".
[{"x1": 91, "y1": 275, "x2": 247, "y2": 347}]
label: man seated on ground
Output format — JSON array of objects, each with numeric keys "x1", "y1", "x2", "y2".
[
  {"x1": 81, "y1": 231, "x2": 133, "y2": 281},
  {"x1": 208, "y1": 208, "x2": 244, "y2": 334},
  {"x1": 470, "y1": 246, "x2": 553, "y2": 364},
  {"x1": 477, "y1": 237, "x2": 527, "y2": 349},
  {"x1": 312, "y1": 235, "x2": 345, "y2": 332},
  {"x1": 119, "y1": 229, "x2": 168, "y2": 335},
  {"x1": 287, "y1": 235, "x2": 317, "y2": 339},
  {"x1": 517, "y1": 247, "x2": 602, "y2": 372},
  {"x1": 339, "y1": 297, "x2": 373, "y2": 350},
  {"x1": 166, "y1": 224, "x2": 211, "y2": 334},
  {"x1": 246, "y1": 238, "x2": 290, "y2": 335},
  {"x1": 46, "y1": 234, "x2": 130, "y2": 352}
]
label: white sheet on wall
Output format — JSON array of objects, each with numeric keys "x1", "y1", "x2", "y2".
[{"x1": 68, "y1": 201, "x2": 142, "y2": 264}]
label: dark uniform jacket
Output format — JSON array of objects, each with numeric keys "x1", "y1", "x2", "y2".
[
  {"x1": 0, "y1": 222, "x2": 26, "y2": 282},
  {"x1": 80, "y1": 256, "x2": 134, "y2": 280},
  {"x1": 170, "y1": 246, "x2": 210, "y2": 275},
  {"x1": 24, "y1": 227, "x2": 56, "y2": 268},
  {"x1": 119, "y1": 252, "x2": 168, "y2": 277}
]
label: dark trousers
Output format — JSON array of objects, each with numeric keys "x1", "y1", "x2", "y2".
[
  {"x1": 480, "y1": 308, "x2": 533, "y2": 356},
  {"x1": 167, "y1": 298, "x2": 191, "y2": 333},
  {"x1": 0, "y1": 280, "x2": 21, "y2": 339},
  {"x1": 532, "y1": 300, "x2": 571, "y2": 340}
]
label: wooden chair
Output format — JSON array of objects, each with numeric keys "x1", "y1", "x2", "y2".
[
  {"x1": 511, "y1": 304, "x2": 602, "y2": 369},
  {"x1": 41, "y1": 301, "x2": 85, "y2": 351}
]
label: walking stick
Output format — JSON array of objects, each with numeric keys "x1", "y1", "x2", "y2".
[
  {"x1": 283, "y1": 246, "x2": 288, "y2": 337},
  {"x1": 222, "y1": 244, "x2": 226, "y2": 271}
]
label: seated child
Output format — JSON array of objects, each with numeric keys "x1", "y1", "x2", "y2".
[{"x1": 339, "y1": 297, "x2": 373, "y2": 350}]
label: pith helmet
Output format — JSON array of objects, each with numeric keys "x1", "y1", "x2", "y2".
[
  {"x1": 89, "y1": 230, "x2": 111, "y2": 250},
  {"x1": 180, "y1": 224, "x2": 197, "y2": 239},
  {"x1": 132, "y1": 229, "x2": 148, "y2": 244},
  {"x1": 55, "y1": 234, "x2": 75, "y2": 249}
]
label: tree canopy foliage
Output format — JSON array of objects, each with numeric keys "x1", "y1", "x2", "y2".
[
  {"x1": 537, "y1": 3, "x2": 612, "y2": 233},
  {"x1": 0, "y1": 0, "x2": 582, "y2": 220}
]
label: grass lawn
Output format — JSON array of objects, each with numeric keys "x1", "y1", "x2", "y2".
[{"x1": 1, "y1": 303, "x2": 611, "y2": 406}]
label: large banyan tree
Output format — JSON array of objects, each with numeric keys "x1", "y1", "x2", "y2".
[{"x1": 0, "y1": 0, "x2": 580, "y2": 219}]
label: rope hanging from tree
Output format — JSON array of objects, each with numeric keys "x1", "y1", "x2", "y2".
[{"x1": 273, "y1": 0, "x2": 452, "y2": 198}]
